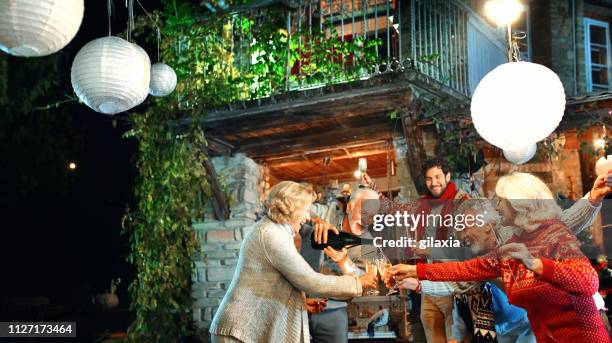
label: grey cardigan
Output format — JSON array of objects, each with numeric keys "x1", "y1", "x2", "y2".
[{"x1": 210, "y1": 217, "x2": 362, "y2": 343}]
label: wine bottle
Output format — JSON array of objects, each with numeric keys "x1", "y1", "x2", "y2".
[{"x1": 310, "y1": 230, "x2": 373, "y2": 250}]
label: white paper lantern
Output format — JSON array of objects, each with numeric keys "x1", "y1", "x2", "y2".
[
  {"x1": 595, "y1": 155, "x2": 612, "y2": 176},
  {"x1": 149, "y1": 63, "x2": 177, "y2": 97},
  {"x1": 471, "y1": 62, "x2": 566, "y2": 151},
  {"x1": 0, "y1": 0, "x2": 84, "y2": 57},
  {"x1": 71, "y1": 37, "x2": 151, "y2": 115},
  {"x1": 503, "y1": 143, "x2": 537, "y2": 165}
]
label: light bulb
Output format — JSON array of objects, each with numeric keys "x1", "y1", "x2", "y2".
[{"x1": 485, "y1": 0, "x2": 523, "y2": 26}]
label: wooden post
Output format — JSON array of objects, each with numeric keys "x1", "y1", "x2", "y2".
[
  {"x1": 398, "y1": 291, "x2": 411, "y2": 340},
  {"x1": 400, "y1": 103, "x2": 427, "y2": 183},
  {"x1": 201, "y1": 140, "x2": 230, "y2": 220}
]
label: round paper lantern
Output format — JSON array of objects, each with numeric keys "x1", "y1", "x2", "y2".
[
  {"x1": 503, "y1": 143, "x2": 537, "y2": 165},
  {"x1": 149, "y1": 63, "x2": 177, "y2": 97},
  {"x1": 0, "y1": 0, "x2": 84, "y2": 57},
  {"x1": 71, "y1": 37, "x2": 151, "y2": 115},
  {"x1": 471, "y1": 62, "x2": 566, "y2": 151},
  {"x1": 595, "y1": 155, "x2": 612, "y2": 176}
]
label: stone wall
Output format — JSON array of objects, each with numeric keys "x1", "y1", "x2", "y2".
[
  {"x1": 549, "y1": 0, "x2": 587, "y2": 95},
  {"x1": 191, "y1": 153, "x2": 262, "y2": 338},
  {"x1": 531, "y1": 0, "x2": 587, "y2": 95},
  {"x1": 392, "y1": 135, "x2": 419, "y2": 201}
]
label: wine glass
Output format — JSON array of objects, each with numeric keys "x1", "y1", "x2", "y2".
[
  {"x1": 364, "y1": 261, "x2": 379, "y2": 295},
  {"x1": 374, "y1": 249, "x2": 400, "y2": 296}
]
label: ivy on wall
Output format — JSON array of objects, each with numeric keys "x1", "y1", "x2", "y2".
[{"x1": 123, "y1": 107, "x2": 207, "y2": 342}]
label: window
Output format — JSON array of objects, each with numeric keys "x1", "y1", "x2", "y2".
[{"x1": 584, "y1": 18, "x2": 612, "y2": 92}]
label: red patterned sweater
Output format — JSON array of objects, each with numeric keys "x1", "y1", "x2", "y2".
[{"x1": 416, "y1": 220, "x2": 610, "y2": 343}]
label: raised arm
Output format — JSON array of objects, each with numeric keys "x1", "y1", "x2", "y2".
[
  {"x1": 560, "y1": 196, "x2": 602, "y2": 235},
  {"x1": 261, "y1": 226, "x2": 363, "y2": 298},
  {"x1": 564, "y1": 170, "x2": 612, "y2": 234}
]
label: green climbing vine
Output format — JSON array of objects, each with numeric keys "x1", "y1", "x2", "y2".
[{"x1": 123, "y1": 105, "x2": 208, "y2": 342}]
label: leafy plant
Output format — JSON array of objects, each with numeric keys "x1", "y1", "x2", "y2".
[{"x1": 123, "y1": 105, "x2": 208, "y2": 342}]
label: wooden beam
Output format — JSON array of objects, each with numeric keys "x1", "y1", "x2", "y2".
[
  {"x1": 279, "y1": 167, "x2": 390, "y2": 183},
  {"x1": 202, "y1": 86, "x2": 410, "y2": 136},
  {"x1": 168, "y1": 70, "x2": 470, "y2": 133},
  {"x1": 239, "y1": 122, "x2": 395, "y2": 158},
  {"x1": 400, "y1": 103, "x2": 427, "y2": 181},
  {"x1": 259, "y1": 140, "x2": 390, "y2": 162},
  {"x1": 206, "y1": 137, "x2": 234, "y2": 156},
  {"x1": 201, "y1": 141, "x2": 230, "y2": 220},
  {"x1": 230, "y1": 114, "x2": 389, "y2": 148},
  {"x1": 199, "y1": 73, "x2": 410, "y2": 122},
  {"x1": 266, "y1": 147, "x2": 389, "y2": 168},
  {"x1": 559, "y1": 109, "x2": 612, "y2": 131}
]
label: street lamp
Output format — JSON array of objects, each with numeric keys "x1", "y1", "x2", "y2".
[{"x1": 485, "y1": 0, "x2": 523, "y2": 62}]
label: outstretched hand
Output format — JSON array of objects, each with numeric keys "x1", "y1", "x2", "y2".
[
  {"x1": 359, "y1": 274, "x2": 378, "y2": 289},
  {"x1": 323, "y1": 246, "x2": 348, "y2": 263},
  {"x1": 398, "y1": 278, "x2": 420, "y2": 292},
  {"x1": 305, "y1": 298, "x2": 327, "y2": 314},
  {"x1": 360, "y1": 172, "x2": 374, "y2": 187},
  {"x1": 589, "y1": 168, "x2": 612, "y2": 203},
  {"x1": 384, "y1": 264, "x2": 417, "y2": 286}
]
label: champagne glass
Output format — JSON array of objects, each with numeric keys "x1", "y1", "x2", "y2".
[
  {"x1": 374, "y1": 249, "x2": 400, "y2": 295},
  {"x1": 364, "y1": 261, "x2": 379, "y2": 295}
]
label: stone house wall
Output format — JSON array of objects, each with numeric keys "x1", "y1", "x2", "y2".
[{"x1": 191, "y1": 153, "x2": 262, "y2": 338}]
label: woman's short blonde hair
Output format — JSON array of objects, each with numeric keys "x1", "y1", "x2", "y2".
[
  {"x1": 266, "y1": 181, "x2": 316, "y2": 224},
  {"x1": 495, "y1": 172, "x2": 562, "y2": 231}
]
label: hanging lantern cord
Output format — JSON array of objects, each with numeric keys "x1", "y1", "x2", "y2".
[
  {"x1": 134, "y1": 0, "x2": 168, "y2": 40},
  {"x1": 157, "y1": 27, "x2": 161, "y2": 62},
  {"x1": 127, "y1": 0, "x2": 135, "y2": 43},
  {"x1": 108, "y1": 0, "x2": 113, "y2": 36}
]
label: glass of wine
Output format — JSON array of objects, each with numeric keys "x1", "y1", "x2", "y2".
[
  {"x1": 364, "y1": 261, "x2": 379, "y2": 296},
  {"x1": 374, "y1": 249, "x2": 400, "y2": 296}
]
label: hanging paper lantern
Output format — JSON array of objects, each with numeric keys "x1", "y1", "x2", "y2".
[
  {"x1": 0, "y1": 0, "x2": 84, "y2": 57},
  {"x1": 595, "y1": 155, "x2": 612, "y2": 176},
  {"x1": 71, "y1": 36, "x2": 150, "y2": 115},
  {"x1": 503, "y1": 143, "x2": 537, "y2": 165},
  {"x1": 149, "y1": 63, "x2": 177, "y2": 97},
  {"x1": 471, "y1": 62, "x2": 566, "y2": 151}
]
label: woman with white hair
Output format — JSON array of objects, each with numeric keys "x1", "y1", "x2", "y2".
[
  {"x1": 386, "y1": 172, "x2": 610, "y2": 343},
  {"x1": 210, "y1": 181, "x2": 376, "y2": 343}
]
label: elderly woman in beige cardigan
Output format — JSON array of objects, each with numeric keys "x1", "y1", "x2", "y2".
[{"x1": 210, "y1": 181, "x2": 376, "y2": 343}]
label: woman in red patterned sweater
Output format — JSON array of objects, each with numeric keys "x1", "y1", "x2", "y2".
[{"x1": 387, "y1": 172, "x2": 610, "y2": 343}]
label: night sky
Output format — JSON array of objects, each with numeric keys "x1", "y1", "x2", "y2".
[{"x1": 1, "y1": 0, "x2": 164, "y2": 308}]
